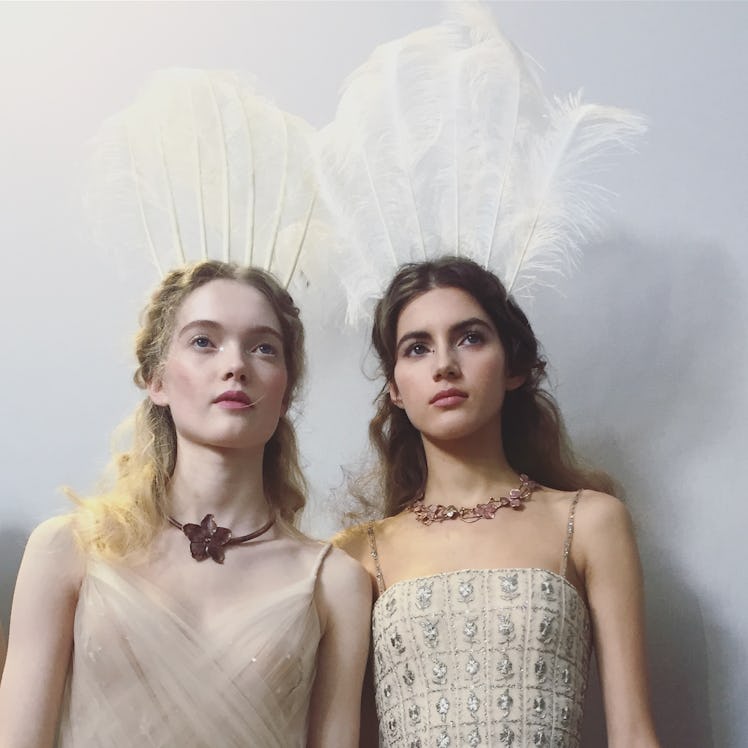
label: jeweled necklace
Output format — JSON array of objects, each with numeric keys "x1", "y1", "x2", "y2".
[
  {"x1": 168, "y1": 511, "x2": 275, "y2": 564},
  {"x1": 409, "y1": 474, "x2": 537, "y2": 525}
]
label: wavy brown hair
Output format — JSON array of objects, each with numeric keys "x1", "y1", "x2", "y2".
[
  {"x1": 368, "y1": 256, "x2": 615, "y2": 517},
  {"x1": 73, "y1": 260, "x2": 307, "y2": 559}
]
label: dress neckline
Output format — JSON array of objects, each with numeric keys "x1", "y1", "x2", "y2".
[
  {"x1": 86, "y1": 556, "x2": 321, "y2": 637},
  {"x1": 373, "y1": 566, "x2": 587, "y2": 615}
]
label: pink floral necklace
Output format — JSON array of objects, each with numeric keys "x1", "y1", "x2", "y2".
[{"x1": 409, "y1": 474, "x2": 537, "y2": 525}]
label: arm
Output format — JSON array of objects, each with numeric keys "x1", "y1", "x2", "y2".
[
  {"x1": 332, "y1": 526, "x2": 380, "y2": 748},
  {"x1": 577, "y1": 492, "x2": 660, "y2": 748},
  {"x1": 0, "y1": 517, "x2": 83, "y2": 748},
  {"x1": 0, "y1": 619, "x2": 6, "y2": 677},
  {"x1": 307, "y1": 546, "x2": 372, "y2": 748}
]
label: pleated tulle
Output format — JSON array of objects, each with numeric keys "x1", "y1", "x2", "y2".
[{"x1": 59, "y1": 548, "x2": 328, "y2": 747}]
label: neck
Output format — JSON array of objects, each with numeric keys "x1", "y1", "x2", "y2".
[
  {"x1": 421, "y1": 420, "x2": 522, "y2": 506},
  {"x1": 167, "y1": 438, "x2": 272, "y2": 531}
]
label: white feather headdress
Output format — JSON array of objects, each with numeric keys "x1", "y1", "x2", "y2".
[
  {"x1": 85, "y1": 68, "x2": 317, "y2": 290},
  {"x1": 316, "y1": 4, "x2": 647, "y2": 325}
]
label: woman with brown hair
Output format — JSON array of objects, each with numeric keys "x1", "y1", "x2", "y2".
[
  {"x1": 337, "y1": 256, "x2": 660, "y2": 747},
  {"x1": 0, "y1": 260, "x2": 370, "y2": 747}
]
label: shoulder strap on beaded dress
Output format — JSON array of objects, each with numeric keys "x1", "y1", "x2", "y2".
[
  {"x1": 560, "y1": 489, "x2": 583, "y2": 579},
  {"x1": 366, "y1": 522, "x2": 386, "y2": 596}
]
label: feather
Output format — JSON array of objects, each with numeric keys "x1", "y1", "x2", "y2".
[
  {"x1": 84, "y1": 69, "x2": 318, "y2": 287},
  {"x1": 502, "y1": 94, "x2": 646, "y2": 299},
  {"x1": 316, "y1": 2, "x2": 646, "y2": 324}
]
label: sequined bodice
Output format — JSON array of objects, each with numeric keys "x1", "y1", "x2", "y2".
[{"x1": 371, "y1": 568, "x2": 591, "y2": 748}]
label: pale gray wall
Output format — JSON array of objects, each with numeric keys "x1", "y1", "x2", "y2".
[{"x1": 1, "y1": 3, "x2": 746, "y2": 746}]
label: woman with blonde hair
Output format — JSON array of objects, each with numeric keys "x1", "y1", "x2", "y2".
[
  {"x1": 0, "y1": 68, "x2": 370, "y2": 747},
  {"x1": 0, "y1": 260, "x2": 370, "y2": 747}
]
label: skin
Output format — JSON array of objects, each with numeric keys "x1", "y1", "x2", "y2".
[
  {"x1": 336, "y1": 286, "x2": 660, "y2": 748},
  {"x1": 0, "y1": 620, "x2": 5, "y2": 676},
  {"x1": 0, "y1": 279, "x2": 371, "y2": 748}
]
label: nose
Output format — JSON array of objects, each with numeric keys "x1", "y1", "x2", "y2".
[
  {"x1": 433, "y1": 346, "x2": 460, "y2": 381},
  {"x1": 219, "y1": 343, "x2": 249, "y2": 383}
]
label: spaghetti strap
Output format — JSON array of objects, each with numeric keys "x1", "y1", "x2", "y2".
[
  {"x1": 560, "y1": 489, "x2": 583, "y2": 579},
  {"x1": 366, "y1": 522, "x2": 386, "y2": 595},
  {"x1": 311, "y1": 542, "x2": 332, "y2": 581}
]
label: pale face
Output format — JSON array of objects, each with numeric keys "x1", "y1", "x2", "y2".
[
  {"x1": 390, "y1": 286, "x2": 524, "y2": 445},
  {"x1": 148, "y1": 279, "x2": 289, "y2": 454}
]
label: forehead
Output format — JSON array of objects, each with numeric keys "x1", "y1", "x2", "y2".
[
  {"x1": 396, "y1": 286, "x2": 492, "y2": 335},
  {"x1": 175, "y1": 279, "x2": 282, "y2": 334}
]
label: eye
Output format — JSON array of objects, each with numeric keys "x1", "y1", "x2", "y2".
[
  {"x1": 403, "y1": 342, "x2": 430, "y2": 357},
  {"x1": 460, "y1": 330, "x2": 484, "y2": 346},
  {"x1": 252, "y1": 341, "x2": 279, "y2": 356},
  {"x1": 190, "y1": 335, "x2": 215, "y2": 350}
]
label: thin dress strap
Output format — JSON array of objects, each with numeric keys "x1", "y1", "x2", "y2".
[
  {"x1": 311, "y1": 542, "x2": 332, "y2": 581},
  {"x1": 560, "y1": 489, "x2": 583, "y2": 579},
  {"x1": 366, "y1": 522, "x2": 386, "y2": 596}
]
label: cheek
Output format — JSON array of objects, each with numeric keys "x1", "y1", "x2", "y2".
[
  {"x1": 264, "y1": 366, "x2": 289, "y2": 401},
  {"x1": 164, "y1": 360, "x2": 201, "y2": 396}
]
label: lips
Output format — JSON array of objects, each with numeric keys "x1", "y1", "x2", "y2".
[
  {"x1": 429, "y1": 388, "x2": 468, "y2": 406},
  {"x1": 214, "y1": 390, "x2": 252, "y2": 408}
]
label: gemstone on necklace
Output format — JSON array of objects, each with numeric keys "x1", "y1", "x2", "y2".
[{"x1": 445, "y1": 505, "x2": 459, "y2": 519}]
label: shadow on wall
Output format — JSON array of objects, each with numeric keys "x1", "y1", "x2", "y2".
[
  {"x1": 531, "y1": 231, "x2": 748, "y2": 747},
  {"x1": 0, "y1": 527, "x2": 28, "y2": 631}
]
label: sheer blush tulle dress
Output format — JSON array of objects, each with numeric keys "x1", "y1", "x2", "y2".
[
  {"x1": 58, "y1": 542, "x2": 331, "y2": 747},
  {"x1": 367, "y1": 493, "x2": 590, "y2": 748}
]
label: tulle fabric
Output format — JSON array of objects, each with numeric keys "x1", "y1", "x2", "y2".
[{"x1": 59, "y1": 546, "x2": 329, "y2": 747}]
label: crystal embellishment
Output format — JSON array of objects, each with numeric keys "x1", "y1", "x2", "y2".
[
  {"x1": 498, "y1": 614, "x2": 515, "y2": 641},
  {"x1": 467, "y1": 692, "x2": 480, "y2": 713},
  {"x1": 498, "y1": 689, "x2": 513, "y2": 714},
  {"x1": 538, "y1": 616, "x2": 555, "y2": 643},
  {"x1": 436, "y1": 696, "x2": 450, "y2": 716},
  {"x1": 436, "y1": 733, "x2": 451, "y2": 748},
  {"x1": 498, "y1": 656, "x2": 514, "y2": 679},
  {"x1": 463, "y1": 618, "x2": 478, "y2": 642},
  {"x1": 459, "y1": 580, "x2": 474, "y2": 602},
  {"x1": 500, "y1": 573, "x2": 519, "y2": 599},
  {"x1": 415, "y1": 580, "x2": 433, "y2": 610},
  {"x1": 432, "y1": 661, "x2": 447, "y2": 684},
  {"x1": 421, "y1": 619, "x2": 439, "y2": 647}
]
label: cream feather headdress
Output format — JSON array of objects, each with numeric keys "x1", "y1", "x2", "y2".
[
  {"x1": 316, "y1": 4, "x2": 647, "y2": 325},
  {"x1": 85, "y1": 68, "x2": 317, "y2": 292}
]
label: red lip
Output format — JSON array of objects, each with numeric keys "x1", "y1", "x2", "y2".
[
  {"x1": 429, "y1": 388, "x2": 468, "y2": 405},
  {"x1": 214, "y1": 390, "x2": 252, "y2": 405}
]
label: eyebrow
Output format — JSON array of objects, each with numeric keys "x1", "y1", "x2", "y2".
[
  {"x1": 177, "y1": 319, "x2": 283, "y2": 340},
  {"x1": 396, "y1": 316, "x2": 494, "y2": 351}
]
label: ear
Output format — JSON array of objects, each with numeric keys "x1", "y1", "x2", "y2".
[
  {"x1": 147, "y1": 376, "x2": 169, "y2": 407},
  {"x1": 505, "y1": 372, "x2": 526, "y2": 392},
  {"x1": 388, "y1": 381, "x2": 404, "y2": 409}
]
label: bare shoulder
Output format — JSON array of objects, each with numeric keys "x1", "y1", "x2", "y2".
[
  {"x1": 330, "y1": 522, "x2": 372, "y2": 565},
  {"x1": 575, "y1": 490, "x2": 632, "y2": 533},
  {"x1": 316, "y1": 543, "x2": 372, "y2": 631},
  {"x1": 572, "y1": 490, "x2": 638, "y2": 571},
  {"x1": 319, "y1": 544, "x2": 370, "y2": 593},
  {"x1": 24, "y1": 515, "x2": 85, "y2": 587}
]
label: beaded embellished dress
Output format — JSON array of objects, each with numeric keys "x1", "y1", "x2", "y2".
[
  {"x1": 58, "y1": 543, "x2": 331, "y2": 747},
  {"x1": 368, "y1": 493, "x2": 590, "y2": 748}
]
